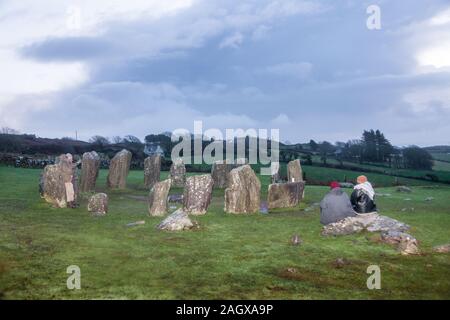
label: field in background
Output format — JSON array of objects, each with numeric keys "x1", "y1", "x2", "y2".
[{"x1": 0, "y1": 166, "x2": 449, "y2": 299}]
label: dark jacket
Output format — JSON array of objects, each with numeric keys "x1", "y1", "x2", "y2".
[
  {"x1": 320, "y1": 188, "x2": 356, "y2": 225},
  {"x1": 350, "y1": 189, "x2": 377, "y2": 213}
]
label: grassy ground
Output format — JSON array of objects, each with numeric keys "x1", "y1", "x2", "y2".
[{"x1": 0, "y1": 166, "x2": 449, "y2": 300}]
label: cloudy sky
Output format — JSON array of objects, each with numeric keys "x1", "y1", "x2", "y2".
[{"x1": 1, "y1": 0, "x2": 449, "y2": 146}]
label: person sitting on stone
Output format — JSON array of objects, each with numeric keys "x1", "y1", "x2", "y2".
[
  {"x1": 320, "y1": 181, "x2": 356, "y2": 225},
  {"x1": 350, "y1": 175, "x2": 377, "y2": 214}
]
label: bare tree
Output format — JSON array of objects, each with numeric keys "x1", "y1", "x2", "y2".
[
  {"x1": 89, "y1": 135, "x2": 110, "y2": 146},
  {"x1": 1, "y1": 127, "x2": 20, "y2": 134},
  {"x1": 111, "y1": 136, "x2": 123, "y2": 144}
]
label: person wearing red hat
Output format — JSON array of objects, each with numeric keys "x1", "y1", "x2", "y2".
[{"x1": 320, "y1": 181, "x2": 356, "y2": 225}]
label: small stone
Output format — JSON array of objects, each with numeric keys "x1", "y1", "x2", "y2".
[
  {"x1": 333, "y1": 258, "x2": 349, "y2": 269},
  {"x1": 126, "y1": 220, "x2": 145, "y2": 227},
  {"x1": 432, "y1": 244, "x2": 450, "y2": 253},
  {"x1": 290, "y1": 234, "x2": 302, "y2": 246},
  {"x1": 397, "y1": 186, "x2": 412, "y2": 193},
  {"x1": 425, "y1": 197, "x2": 434, "y2": 201},
  {"x1": 381, "y1": 230, "x2": 420, "y2": 255},
  {"x1": 286, "y1": 267, "x2": 298, "y2": 274},
  {"x1": 87, "y1": 193, "x2": 108, "y2": 215},
  {"x1": 157, "y1": 208, "x2": 195, "y2": 231}
]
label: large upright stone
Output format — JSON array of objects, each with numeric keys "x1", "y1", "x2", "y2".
[
  {"x1": 211, "y1": 161, "x2": 231, "y2": 188},
  {"x1": 225, "y1": 165, "x2": 261, "y2": 214},
  {"x1": 183, "y1": 174, "x2": 214, "y2": 215},
  {"x1": 79, "y1": 151, "x2": 100, "y2": 192},
  {"x1": 287, "y1": 159, "x2": 303, "y2": 182},
  {"x1": 144, "y1": 155, "x2": 161, "y2": 189},
  {"x1": 170, "y1": 158, "x2": 186, "y2": 187},
  {"x1": 148, "y1": 179, "x2": 172, "y2": 216},
  {"x1": 40, "y1": 153, "x2": 78, "y2": 208},
  {"x1": 268, "y1": 181, "x2": 305, "y2": 210},
  {"x1": 107, "y1": 149, "x2": 132, "y2": 189}
]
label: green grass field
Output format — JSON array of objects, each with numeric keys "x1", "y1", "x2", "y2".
[{"x1": 0, "y1": 166, "x2": 449, "y2": 299}]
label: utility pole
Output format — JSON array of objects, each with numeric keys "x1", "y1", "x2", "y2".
[{"x1": 75, "y1": 131, "x2": 78, "y2": 141}]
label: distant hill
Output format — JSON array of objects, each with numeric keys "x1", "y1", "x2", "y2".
[{"x1": 424, "y1": 145, "x2": 450, "y2": 154}]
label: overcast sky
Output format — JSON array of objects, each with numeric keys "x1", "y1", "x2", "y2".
[{"x1": 1, "y1": 0, "x2": 449, "y2": 146}]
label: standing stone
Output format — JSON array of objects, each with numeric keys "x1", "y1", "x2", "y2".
[
  {"x1": 183, "y1": 174, "x2": 214, "y2": 215},
  {"x1": 40, "y1": 154, "x2": 78, "y2": 208},
  {"x1": 79, "y1": 151, "x2": 100, "y2": 192},
  {"x1": 225, "y1": 165, "x2": 261, "y2": 214},
  {"x1": 271, "y1": 162, "x2": 280, "y2": 184},
  {"x1": 268, "y1": 181, "x2": 305, "y2": 209},
  {"x1": 87, "y1": 193, "x2": 108, "y2": 215},
  {"x1": 211, "y1": 161, "x2": 231, "y2": 188},
  {"x1": 287, "y1": 159, "x2": 303, "y2": 182},
  {"x1": 107, "y1": 149, "x2": 132, "y2": 189},
  {"x1": 144, "y1": 155, "x2": 161, "y2": 189},
  {"x1": 148, "y1": 179, "x2": 172, "y2": 216},
  {"x1": 170, "y1": 158, "x2": 186, "y2": 187}
]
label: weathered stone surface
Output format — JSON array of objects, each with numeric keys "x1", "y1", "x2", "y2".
[
  {"x1": 107, "y1": 149, "x2": 132, "y2": 189},
  {"x1": 397, "y1": 186, "x2": 412, "y2": 193},
  {"x1": 224, "y1": 165, "x2": 261, "y2": 214},
  {"x1": 322, "y1": 213, "x2": 410, "y2": 236},
  {"x1": 170, "y1": 158, "x2": 186, "y2": 187},
  {"x1": 433, "y1": 244, "x2": 450, "y2": 253},
  {"x1": 40, "y1": 154, "x2": 78, "y2": 208},
  {"x1": 79, "y1": 151, "x2": 100, "y2": 192},
  {"x1": 144, "y1": 155, "x2": 161, "y2": 189},
  {"x1": 87, "y1": 193, "x2": 108, "y2": 215},
  {"x1": 287, "y1": 159, "x2": 303, "y2": 182},
  {"x1": 291, "y1": 234, "x2": 302, "y2": 246},
  {"x1": 183, "y1": 174, "x2": 214, "y2": 215},
  {"x1": 381, "y1": 230, "x2": 420, "y2": 255},
  {"x1": 157, "y1": 208, "x2": 195, "y2": 231},
  {"x1": 148, "y1": 179, "x2": 171, "y2": 216},
  {"x1": 211, "y1": 161, "x2": 231, "y2": 188},
  {"x1": 268, "y1": 181, "x2": 305, "y2": 209}
]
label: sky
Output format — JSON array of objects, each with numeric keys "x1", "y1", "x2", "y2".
[{"x1": 0, "y1": 0, "x2": 449, "y2": 146}]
